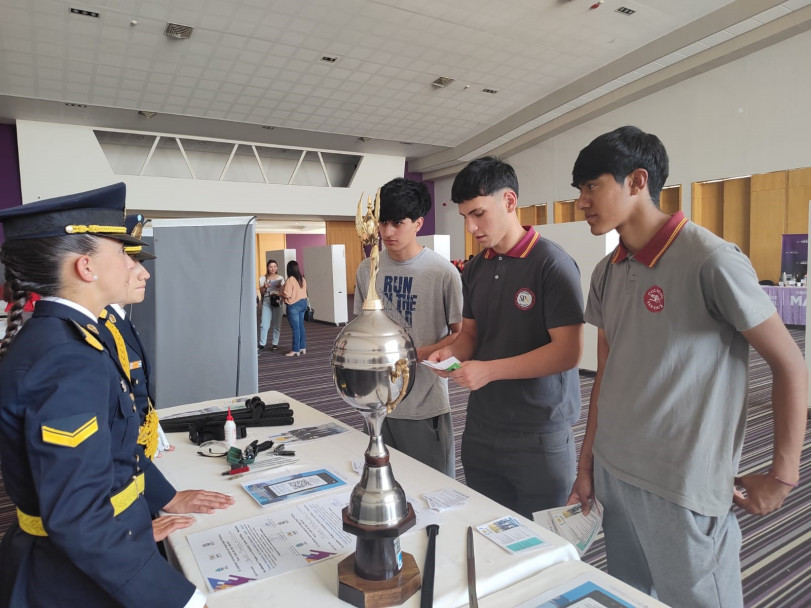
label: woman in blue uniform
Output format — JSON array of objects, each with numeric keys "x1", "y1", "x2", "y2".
[
  {"x1": 98, "y1": 216, "x2": 234, "y2": 535},
  {"x1": 0, "y1": 184, "x2": 207, "y2": 607}
]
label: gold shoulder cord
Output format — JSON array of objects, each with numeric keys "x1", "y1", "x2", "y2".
[{"x1": 138, "y1": 399, "x2": 159, "y2": 460}]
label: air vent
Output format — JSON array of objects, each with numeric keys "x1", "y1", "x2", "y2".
[
  {"x1": 65, "y1": 102, "x2": 87, "y2": 108},
  {"x1": 164, "y1": 23, "x2": 194, "y2": 39},
  {"x1": 321, "y1": 55, "x2": 339, "y2": 63},
  {"x1": 482, "y1": 88, "x2": 498, "y2": 94},
  {"x1": 616, "y1": 7, "x2": 636, "y2": 16},
  {"x1": 70, "y1": 8, "x2": 100, "y2": 18},
  {"x1": 431, "y1": 76, "x2": 455, "y2": 88}
]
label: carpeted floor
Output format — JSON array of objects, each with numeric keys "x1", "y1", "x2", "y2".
[{"x1": 0, "y1": 313, "x2": 808, "y2": 606}]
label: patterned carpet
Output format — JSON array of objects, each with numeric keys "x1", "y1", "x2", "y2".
[{"x1": 0, "y1": 314, "x2": 808, "y2": 606}]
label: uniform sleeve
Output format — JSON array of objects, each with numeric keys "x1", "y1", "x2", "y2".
[
  {"x1": 700, "y1": 243, "x2": 776, "y2": 331},
  {"x1": 541, "y1": 248, "x2": 584, "y2": 330},
  {"x1": 585, "y1": 256, "x2": 611, "y2": 329},
  {"x1": 22, "y1": 345, "x2": 194, "y2": 607},
  {"x1": 141, "y1": 445, "x2": 177, "y2": 514},
  {"x1": 444, "y1": 265, "x2": 463, "y2": 325}
]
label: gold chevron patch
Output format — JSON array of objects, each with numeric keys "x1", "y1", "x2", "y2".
[{"x1": 41, "y1": 416, "x2": 99, "y2": 448}]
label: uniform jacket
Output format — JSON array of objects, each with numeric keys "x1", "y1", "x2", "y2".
[
  {"x1": 99, "y1": 305, "x2": 176, "y2": 514},
  {"x1": 0, "y1": 300, "x2": 194, "y2": 607}
]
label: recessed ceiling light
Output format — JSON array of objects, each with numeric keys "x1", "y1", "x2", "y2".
[
  {"x1": 616, "y1": 7, "x2": 636, "y2": 15},
  {"x1": 65, "y1": 102, "x2": 87, "y2": 108},
  {"x1": 69, "y1": 8, "x2": 100, "y2": 18},
  {"x1": 320, "y1": 55, "x2": 340, "y2": 64},
  {"x1": 262, "y1": 125, "x2": 275, "y2": 130},
  {"x1": 138, "y1": 110, "x2": 157, "y2": 118},
  {"x1": 431, "y1": 76, "x2": 455, "y2": 88},
  {"x1": 482, "y1": 88, "x2": 498, "y2": 94}
]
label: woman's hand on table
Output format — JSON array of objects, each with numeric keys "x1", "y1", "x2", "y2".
[
  {"x1": 152, "y1": 514, "x2": 196, "y2": 542},
  {"x1": 164, "y1": 489, "x2": 236, "y2": 515}
]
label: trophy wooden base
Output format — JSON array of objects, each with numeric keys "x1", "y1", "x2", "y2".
[{"x1": 337, "y1": 552, "x2": 420, "y2": 608}]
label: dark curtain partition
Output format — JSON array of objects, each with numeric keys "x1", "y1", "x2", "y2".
[{"x1": 135, "y1": 218, "x2": 258, "y2": 408}]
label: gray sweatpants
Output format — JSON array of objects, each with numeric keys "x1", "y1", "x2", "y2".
[
  {"x1": 595, "y1": 462, "x2": 744, "y2": 608},
  {"x1": 382, "y1": 414, "x2": 455, "y2": 479}
]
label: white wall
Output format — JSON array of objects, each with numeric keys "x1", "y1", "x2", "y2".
[
  {"x1": 15, "y1": 120, "x2": 406, "y2": 219},
  {"x1": 435, "y1": 30, "x2": 811, "y2": 261}
]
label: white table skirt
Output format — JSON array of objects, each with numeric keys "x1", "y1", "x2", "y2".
[{"x1": 155, "y1": 390, "x2": 579, "y2": 607}]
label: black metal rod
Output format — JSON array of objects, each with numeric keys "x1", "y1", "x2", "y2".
[{"x1": 420, "y1": 524, "x2": 439, "y2": 608}]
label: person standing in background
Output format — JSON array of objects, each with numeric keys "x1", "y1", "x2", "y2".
[
  {"x1": 258, "y1": 259, "x2": 285, "y2": 353},
  {"x1": 354, "y1": 177, "x2": 463, "y2": 477},
  {"x1": 282, "y1": 260, "x2": 307, "y2": 357}
]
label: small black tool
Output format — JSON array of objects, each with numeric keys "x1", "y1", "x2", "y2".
[{"x1": 420, "y1": 524, "x2": 439, "y2": 608}]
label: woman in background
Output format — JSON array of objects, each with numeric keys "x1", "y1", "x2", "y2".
[
  {"x1": 257, "y1": 258, "x2": 285, "y2": 352},
  {"x1": 282, "y1": 260, "x2": 307, "y2": 357}
]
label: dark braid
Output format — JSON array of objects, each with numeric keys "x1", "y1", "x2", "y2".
[{"x1": 0, "y1": 235, "x2": 98, "y2": 361}]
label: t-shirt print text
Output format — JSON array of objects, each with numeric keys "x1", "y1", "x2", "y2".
[
  {"x1": 644, "y1": 285, "x2": 665, "y2": 313},
  {"x1": 383, "y1": 275, "x2": 417, "y2": 327},
  {"x1": 514, "y1": 288, "x2": 536, "y2": 311}
]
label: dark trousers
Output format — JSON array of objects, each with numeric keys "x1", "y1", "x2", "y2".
[{"x1": 461, "y1": 418, "x2": 575, "y2": 518}]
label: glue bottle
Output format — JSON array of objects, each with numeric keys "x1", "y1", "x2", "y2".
[{"x1": 224, "y1": 406, "x2": 237, "y2": 448}]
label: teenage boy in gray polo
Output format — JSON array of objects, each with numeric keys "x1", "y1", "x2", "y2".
[
  {"x1": 428, "y1": 157, "x2": 584, "y2": 517},
  {"x1": 354, "y1": 177, "x2": 463, "y2": 477},
  {"x1": 567, "y1": 126, "x2": 807, "y2": 607}
]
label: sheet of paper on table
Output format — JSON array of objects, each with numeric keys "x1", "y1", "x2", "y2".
[
  {"x1": 187, "y1": 489, "x2": 442, "y2": 592},
  {"x1": 242, "y1": 469, "x2": 346, "y2": 507},
  {"x1": 476, "y1": 515, "x2": 547, "y2": 555},
  {"x1": 422, "y1": 487, "x2": 470, "y2": 511},
  {"x1": 533, "y1": 499, "x2": 603, "y2": 557},
  {"x1": 513, "y1": 572, "x2": 650, "y2": 608},
  {"x1": 267, "y1": 422, "x2": 348, "y2": 444}
]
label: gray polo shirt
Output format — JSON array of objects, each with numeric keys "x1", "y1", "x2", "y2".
[
  {"x1": 586, "y1": 213, "x2": 776, "y2": 516},
  {"x1": 463, "y1": 227, "x2": 584, "y2": 433}
]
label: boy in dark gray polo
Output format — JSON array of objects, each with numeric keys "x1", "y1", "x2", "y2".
[
  {"x1": 428, "y1": 157, "x2": 584, "y2": 517},
  {"x1": 568, "y1": 126, "x2": 807, "y2": 607}
]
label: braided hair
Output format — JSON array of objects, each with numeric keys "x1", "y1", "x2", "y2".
[{"x1": 0, "y1": 235, "x2": 98, "y2": 361}]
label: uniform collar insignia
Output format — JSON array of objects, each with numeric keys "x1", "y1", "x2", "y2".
[{"x1": 86, "y1": 323, "x2": 100, "y2": 335}]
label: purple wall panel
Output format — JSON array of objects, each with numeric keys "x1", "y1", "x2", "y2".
[
  {"x1": 0, "y1": 124, "x2": 23, "y2": 243},
  {"x1": 286, "y1": 233, "x2": 327, "y2": 273}
]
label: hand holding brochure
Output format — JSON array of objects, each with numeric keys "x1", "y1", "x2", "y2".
[
  {"x1": 533, "y1": 499, "x2": 603, "y2": 556},
  {"x1": 421, "y1": 356, "x2": 461, "y2": 371}
]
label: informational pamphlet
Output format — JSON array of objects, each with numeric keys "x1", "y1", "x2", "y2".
[
  {"x1": 268, "y1": 422, "x2": 348, "y2": 444},
  {"x1": 514, "y1": 573, "x2": 648, "y2": 608},
  {"x1": 533, "y1": 499, "x2": 603, "y2": 557},
  {"x1": 242, "y1": 469, "x2": 345, "y2": 507},
  {"x1": 476, "y1": 516, "x2": 547, "y2": 555},
  {"x1": 420, "y1": 356, "x2": 461, "y2": 371},
  {"x1": 422, "y1": 488, "x2": 470, "y2": 511},
  {"x1": 187, "y1": 493, "x2": 354, "y2": 591}
]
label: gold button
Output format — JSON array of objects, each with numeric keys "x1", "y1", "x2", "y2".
[{"x1": 129, "y1": 393, "x2": 135, "y2": 401}]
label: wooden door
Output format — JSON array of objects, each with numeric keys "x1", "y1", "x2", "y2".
[{"x1": 326, "y1": 221, "x2": 363, "y2": 295}]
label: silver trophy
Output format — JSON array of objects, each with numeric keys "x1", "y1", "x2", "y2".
[{"x1": 331, "y1": 190, "x2": 420, "y2": 606}]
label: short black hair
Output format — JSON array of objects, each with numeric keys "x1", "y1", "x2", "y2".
[
  {"x1": 378, "y1": 178, "x2": 432, "y2": 223},
  {"x1": 451, "y1": 156, "x2": 519, "y2": 204},
  {"x1": 572, "y1": 126, "x2": 669, "y2": 205}
]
